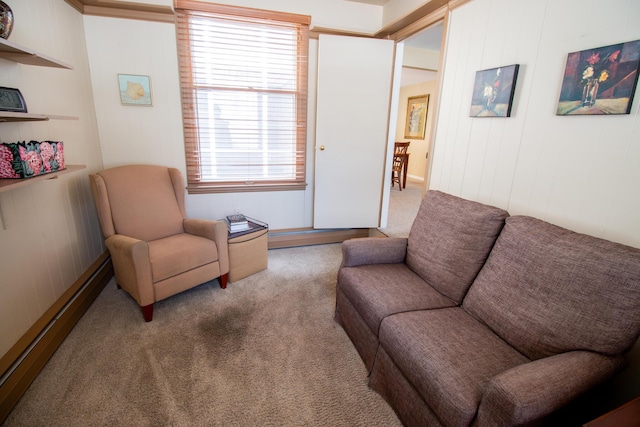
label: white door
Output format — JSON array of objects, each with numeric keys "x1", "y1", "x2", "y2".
[{"x1": 314, "y1": 35, "x2": 395, "y2": 229}]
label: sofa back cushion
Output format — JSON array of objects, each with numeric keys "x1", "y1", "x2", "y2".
[
  {"x1": 463, "y1": 215, "x2": 640, "y2": 360},
  {"x1": 406, "y1": 191, "x2": 509, "y2": 304}
]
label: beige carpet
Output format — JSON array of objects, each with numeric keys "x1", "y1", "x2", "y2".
[
  {"x1": 3, "y1": 244, "x2": 401, "y2": 427},
  {"x1": 380, "y1": 179, "x2": 424, "y2": 238}
]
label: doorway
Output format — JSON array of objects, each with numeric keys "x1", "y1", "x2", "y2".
[{"x1": 380, "y1": 21, "x2": 444, "y2": 237}]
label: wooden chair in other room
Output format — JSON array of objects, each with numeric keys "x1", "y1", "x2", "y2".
[{"x1": 392, "y1": 142, "x2": 410, "y2": 190}]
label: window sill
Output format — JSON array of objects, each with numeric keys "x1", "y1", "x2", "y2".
[{"x1": 187, "y1": 182, "x2": 307, "y2": 194}]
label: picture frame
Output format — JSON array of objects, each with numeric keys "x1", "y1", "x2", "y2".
[
  {"x1": 118, "y1": 74, "x2": 152, "y2": 106},
  {"x1": 469, "y1": 64, "x2": 519, "y2": 117},
  {"x1": 404, "y1": 94, "x2": 429, "y2": 139},
  {"x1": 556, "y1": 39, "x2": 640, "y2": 115},
  {"x1": 0, "y1": 86, "x2": 27, "y2": 113}
]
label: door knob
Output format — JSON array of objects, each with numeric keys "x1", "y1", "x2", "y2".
[{"x1": 319, "y1": 145, "x2": 325, "y2": 151}]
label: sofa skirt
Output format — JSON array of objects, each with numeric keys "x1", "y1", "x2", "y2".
[
  {"x1": 369, "y1": 345, "x2": 444, "y2": 427},
  {"x1": 334, "y1": 288, "x2": 380, "y2": 372}
]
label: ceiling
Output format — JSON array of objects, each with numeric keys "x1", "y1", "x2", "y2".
[
  {"x1": 403, "y1": 21, "x2": 443, "y2": 50},
  {"x1": 344, "y1": 0, "x2": 390, "y2": 5},
  {"x1": 400, "y1": 21, "x2": 443, "y2": 86}
]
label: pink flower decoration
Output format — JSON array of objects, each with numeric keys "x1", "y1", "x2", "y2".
[
  {"x1": 25, "y1": 151, "x2": 43, "y2": 175},
  {"x1": 55, "y1": 142, "x2": 65, "y2": 169},
  {"x1": 0, "y1": 146, "x2": 18, "y2": 178},
  {"x1": 0, "y1": 145, "x2": 13, "y2": 161}
]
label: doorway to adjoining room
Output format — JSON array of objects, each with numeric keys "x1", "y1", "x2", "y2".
[{"x1": 382, "y1": 21, "x2": 443, "y2": 237}]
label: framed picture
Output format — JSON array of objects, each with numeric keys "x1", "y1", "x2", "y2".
[
  {"x1": 556, "y1": 39, "x2": 640, "y2": 115},
  {"x1": 469, "y1": 64, "x2": 519, "y2": 117},
  {"x1": 0, "y1": 87, "x2": 27, "y2": 113},
  {"x1": 118, "y1": 74, "x2": 152, "y2": 106},
  {"x1": 404, "y1": 94, "x2": 429, "y2": 139}
]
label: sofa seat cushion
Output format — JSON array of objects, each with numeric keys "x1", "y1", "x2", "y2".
[
  {"x1": 378, "y1": 308, "x2": 529, "y2": 427},
  {"x1": 149, "y1": 233, "x2": 218, "y2": 283},
  {"x1": 407, "y1": 191, "x2": 509, "y2": 304},
  {"x1": 463, "y1": 215, "x2": 640, "y2": 360},
  {"x1": 339, "y1": 264, "x2": 456, "y2": 335}
]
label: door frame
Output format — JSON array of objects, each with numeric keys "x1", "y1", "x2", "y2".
[{"x1": 309, "y1": 0, "x2": 471, "y2": 230}]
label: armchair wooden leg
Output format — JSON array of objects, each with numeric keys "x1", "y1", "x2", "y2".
[
  {"x1": 141, "y1": 304, "x2": 154, "y2": 322},
  {"x1": 219, "y1": 273, "x2": 228, "y2": 289}
]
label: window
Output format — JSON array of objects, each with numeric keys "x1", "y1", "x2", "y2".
[{"x1": 175, "y1": 1, "x2": 310, "y2": 193}]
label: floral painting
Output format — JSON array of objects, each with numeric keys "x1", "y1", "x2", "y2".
[
  {"x1": 469, "y1": 64, "x2": 519, "y2": 117},
  {"x1": 556, "y1": 40, "x2": 640, "y2": 115}
]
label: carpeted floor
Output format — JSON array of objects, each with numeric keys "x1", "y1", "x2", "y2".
[
  {"x1": 3, "y1": 244, "x2": 401, "y2": 427},
  {"x1": 380, "y1": 179, "x2": 424, "y2": 238}
]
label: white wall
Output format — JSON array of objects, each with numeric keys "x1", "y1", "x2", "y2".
[
  {"x1": 403, "y1": 46, "x2": 440, "y2": 70},
  {"x1": 83, "y1": 1, "x2": 390, "y2": 230},
  {"x1": 431, "y1": 0, "x2": 640, "y2": 249},
  {"x1": 0, "y1": 0, "x2": 104, "y2": 356}
]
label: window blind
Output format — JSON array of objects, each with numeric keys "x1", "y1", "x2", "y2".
[{"x1": 175, "y1": 0, "x2": 310, "y2": 193}]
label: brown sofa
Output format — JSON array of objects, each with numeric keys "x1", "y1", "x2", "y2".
[{"x1": 334, "y1": 190, "x2": 640, "y2": 426}]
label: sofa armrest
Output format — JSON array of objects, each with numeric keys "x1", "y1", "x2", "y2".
[
  {"x1": 184, "y1": 219, "x2": 229, "y2": 274},
  {"x1": 105, "y1": 234, "x2": 154, "y2": 306},
  {"x1": 340, "y1": 237, "x2": 407, "y2": 267},
  {"x1": 477, "y1": 351, "x2": 625, "y2": 426}
]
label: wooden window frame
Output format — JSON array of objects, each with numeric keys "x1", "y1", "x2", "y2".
[{"x1": 175, "y1": 0, "x2": 310, "y2": 193}]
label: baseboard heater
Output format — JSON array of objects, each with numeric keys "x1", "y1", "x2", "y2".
[{"x1": 0, "y1": 251, "x2": 114, "y2": 424}]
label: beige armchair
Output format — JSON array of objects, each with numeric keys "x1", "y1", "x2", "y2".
[{"x1": 89, "y1": 164, "x2": 229, "y2": 321}]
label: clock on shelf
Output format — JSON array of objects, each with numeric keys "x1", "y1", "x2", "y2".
[{"x1": 0, "y1": 86, "x2": 27, "y2": 112}]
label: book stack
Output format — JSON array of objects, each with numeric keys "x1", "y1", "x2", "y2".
[{"x1": 226, "y1": 213, "x2": 250, "y2": 232}]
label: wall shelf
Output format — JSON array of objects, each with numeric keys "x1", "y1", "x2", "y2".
[
  {"x1": 0, "y1": 38, "x2": 73, "y2": 69},
  {"x1": 0, "y1": 165, "x2": 86, "y2": 194},
  {"x1": 0, "y1": 39, "x2": 76, "y2": 122},
  {"x1": 0, "y1": 112, "x2": 79, "y2": 122}
]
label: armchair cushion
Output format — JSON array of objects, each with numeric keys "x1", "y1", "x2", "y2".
[
  {"x1": 149, "y1": 233, "x2": 218, "y2": 283},
  {"x1": 98, "y1": 165, "x2": 185, "y2": 242}
]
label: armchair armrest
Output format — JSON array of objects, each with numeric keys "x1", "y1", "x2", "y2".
[
  {"x1": 341, "y1": 237, "x2": 407, "y2": 268},
  {"x1": 105, "y1": 234, "x2": 154, "y2": 306},
  {"x1": 183, "y1": 219, "x2": 229, "y2": 274},
  {"x1": 477, "y1": 351, "x2": 625, "y2": 426}
]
